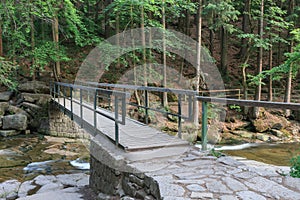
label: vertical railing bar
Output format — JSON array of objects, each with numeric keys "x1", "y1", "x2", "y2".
[
  {"x1": 70, "y1": 87, "x2": 73, "y2": 120},
  {"x1": 201, "y1": 101, "x2": 208, "y2": 151},
  {"x1": 115, "y1": 96, "x2": 119, "y2": 146},
  {"x1": 145, "y1": 90, "x2": 149, "y2": 124},
  {"x1": 121, "y1": 94, "x2": 126, "y2": 125},
  {"x1": 58, "y1": 84, "x2": 61, "y2": 105},
  {"x1": 188, "y1": 94, "x2": 193, "y2": 121},
  {"x1": 80, "y1": 88, "x2": 83, "y2": 127},
  {"x1": 63, "y1": 86, "x2": 66, "y2": 114},
  {"x1": 94, "y1": 89, "x2": 97, "y2": 129},
  {"x1": 178, "y1": 94, "x2": 182, "y2": 139}
]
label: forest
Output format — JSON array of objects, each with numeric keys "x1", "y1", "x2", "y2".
[{"x1": 0, "y1": 0, "x2": 300, "y2": 111}]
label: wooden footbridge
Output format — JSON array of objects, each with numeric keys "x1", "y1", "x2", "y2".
[{"x1": 50, "y1": 82, "x2": 300, "y2": 152}]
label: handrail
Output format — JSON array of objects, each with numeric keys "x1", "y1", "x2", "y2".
[
  {"x1": 197, "y1": 96, "x2": 300, "y2": 150},
  {"x1": 50, "y1": 82, "x2": 130, "y2": 146},
  {"x1": 77, "y1": 81, "x2": 196, "y2": 138}
]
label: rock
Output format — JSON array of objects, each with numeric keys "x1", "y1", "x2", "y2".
[
  {"x1": 18, "y1": 81, "x2": 50, "y2": 94},
  {"x1": 270, "y1": 129, "x2": 284, "y2": 137},
  {"x1": 0, "y1": 180, "x2": 21, "y2": 200},
  {"x1": 272, "y1": 123, "x2": 284, "y2": 130},
  {"x1": 0, "y1": 116, "x2": 2, "y2": 128},
  {"x1": 252, "y1": 111, "x2": 289, "y2": 132},
  {"x1": 0, "y1": 102, "x2": 9, "y2": 116},
  {"x1": 0, "y1": 91, "x2": 13, "y2": 102},
  {"x1": 7, "y1": 105, "x2": 28, "y2": 116},
  {"x1": 256, "y1": 133, "x2": 270, "y2": 142},
  {"x1": 97, "y1": 192, "x2": 111, "y2": 200},
  {"x1": 18, "y1": 180, "x2": 36, "y2": 198},
  {"x1": 3, "y1": 114, "x2": 28, "y2": 130},
  {"x1": 0, "y1": 130, "x2": 21, "y2": 137},
  {"x1": 206, "y1": 125, "x2": 221, "y2": 144},
  {"x1": 21, "y1": 93, "x2": 52, "y2": 105},
  {"x1": 231, "y1": 130, "x2": 254, "y2": 139}
]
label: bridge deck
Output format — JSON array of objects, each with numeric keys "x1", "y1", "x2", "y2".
[{"x1": 53, "y1": 98, "x2": 189, "y2": 151}]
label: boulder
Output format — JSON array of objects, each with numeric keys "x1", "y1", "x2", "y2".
[
  {"x1": 256, "y1": 133, "x2": 271, "y2": 142},
  {"x1": 18, "y1": 81, "x2": 49, "y2": 94},
  {"x1": 0, "y1": 91, "x2": 13, "y2": 101},
  {"x1": 2, "y1": 114, "x2": 28, "y2": 130},
  {"x1": 270, "y1": 129, "x2": 284, "y2": 137},
  {"x1": 0, "y1": 130, "x2": 21, "y2": 137},
  {"x1": 231, "y1": 130, "x2": 254, "y2": 139},
  {"x1": 7, "y1": 105, "x2": 29, "y2": 117},
  {"x1": 0, "y1": 102, "x2": 9, "y2": 116},
  {"x1": 252, "y1": 111, "x2": 289, "y2": 132},
  {"x1": 21, "y1": 93, "x2": 52, "y2": 105}
]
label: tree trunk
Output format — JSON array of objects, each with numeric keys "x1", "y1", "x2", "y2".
[
  {"x1": 179, "y1": 9, "x2": 191, "y2": 82},
  {"x1": 240, "y1": 0, "x2": 251, "y2": 58},
  {"x1": 284, "y1": 0, "x2": 295, "y2": 117},
  {"x1": 52, "y1": 16, "x2": 60, "y2": 81},
  {"x1": 220, "y1": 26, "x2": 228, "y2": 78},
  {"x1": 130, "y1": 4, "x2": 140, "y2": 106},
  {"x1": 0, "y1": 21, "x2": 3, "y2": 57},
  {"x1": 268, "y1": 35, "x2": 273, "y2": 101},
  {"x1": 193, "y1": 0, "x2": 202, "y2": 126},
  {"x1": 162, "y1": 0, "x2": 168, "y2": 107},
  {"x1": 31, "y1": 13, "x2": 37, "y2": 80},
  {"x1": 253, "y1": 0, "x2": 264, "y2": 118},
  {"x1": 104, "y1": 0, "x2": 112, "y2": 38}
]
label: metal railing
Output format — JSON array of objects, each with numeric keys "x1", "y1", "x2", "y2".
[
  {"x1": 50, "y1": 82, "x2": 129, "y2": 146},
  {"x1": 197, "y1": 96, "x2": 300, "y2": 150},
  {"x1": 77, "y1": 81, "x2": 196, "y2": 138}
]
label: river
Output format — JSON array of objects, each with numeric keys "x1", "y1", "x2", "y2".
[
  {"x1": 0, "y1": 134, "x2": 90, "y2": 182},
  {"x1": 218, "y1": 142, "x2": 300, "y2": 166}
]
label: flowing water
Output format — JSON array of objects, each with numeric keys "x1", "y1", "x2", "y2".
[
  {"x1": 0, "y1": 134, "x2": 90, "y2": 182},
  {"x1": 219, "y1": 143, "x2": 300, "y2": 166}
]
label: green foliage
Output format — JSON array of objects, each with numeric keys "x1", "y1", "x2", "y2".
[
  {"x1": 290, "y1": 155, "x2": 300, "y2": 178},
  {"x1": 229, "y1": 104, "x2": 241, "y2": 112},
  {"x1": 210, "y1": 148, "x2": 223, "y2": 158},
  {"x1": 30, "y1": 41, "x2": 70, "y2": 76},
  {"x1": 0, "y1": 57, "x2": 18, "y2": 90}
]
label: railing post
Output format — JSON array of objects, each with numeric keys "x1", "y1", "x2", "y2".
[
  {"x1": 63, "y1": 86, "x2": 66, "y2": 114},
  {"x1": 201, "y1": 101, "x2": 208, "y2": 151},
  {"x1": 58, "y1": 84, "x2": 61, "y2": 104},
  {"x1": 80, "y1": 88, "x2": 83, "y2": 127},
  {"x1": 94, "y1": 90, "x2": 97, "y2": 128},
  {"x1": 70, "y1": 87, "x2": 73, "y2": 120},
  {"x1": 115, "y1": 96, "x2": 119, "y2": 146},
  {"x1": 145, "y1": 90, "x2": 149, "y2": 124},
  {"x1": 178, "y1": 94, "x2": 182, "y2": 139}
]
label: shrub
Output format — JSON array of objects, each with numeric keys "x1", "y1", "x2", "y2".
[{"x1": 290, "y1": 155, "x2": 300, "y2": 178}]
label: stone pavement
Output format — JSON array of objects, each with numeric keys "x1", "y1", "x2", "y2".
[{"x1": 139, "y1": 148, "x2": 300, "y2": 200}]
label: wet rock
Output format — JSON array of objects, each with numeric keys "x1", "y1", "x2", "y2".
[
  {"x1": 3, "y1": 114, "x2": 28, "y2": 130},
  {"x1": 24, "y1": 161, "x2": 55, "y2": 174},
  {"x1": 0, "y1": 130, "x2": 21, "y2": 137},
  {"x1": 18, "y1": 81, "x2": 50, "y2": 94},
  {"x1": 0, "y1": 91, "x2": 13, "y2": 102}
]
